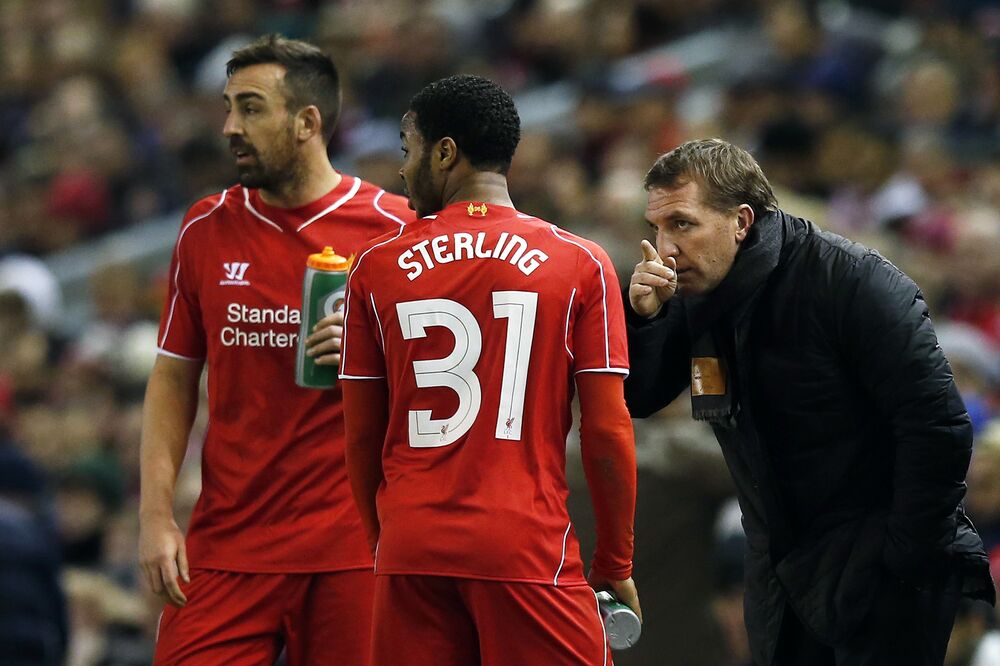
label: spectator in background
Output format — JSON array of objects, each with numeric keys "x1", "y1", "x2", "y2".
[
  {"x1": 967, "y1": 421, "x2": 1000, "y2": 593},
  {"x1": 946, "y1": 598, "x2": 1000, "y2": 666},
  {"x1": 0, "y1": 441, "x2": 66, "y2": 666},
  {"x1": 625, "y1": 138, "x2": 994, "y2": 665},
  {"x1": 712, "y1": 498, "x2": 753, "y2": 666}
]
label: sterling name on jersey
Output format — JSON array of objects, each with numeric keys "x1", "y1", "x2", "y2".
[
  {"x1": 157, "y1": 177, "x2": 411, "y2": 572},
  {"x1": 341, "y1": 202, "x2": 629, "y2": 586}
]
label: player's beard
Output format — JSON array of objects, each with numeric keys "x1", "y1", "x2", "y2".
[
  {"x1": 408, "y1": 151, "x2": 439, "y2": 217},
  {"x1": 233, "y1": 125, "x2": 299, "y2": 192}
]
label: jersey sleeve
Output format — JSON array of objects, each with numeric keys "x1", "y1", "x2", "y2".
[
  {"x1": 157, "y1": 204, "x2": 211, "y2": 360},
  {"x1": 340, "y1": 255, "x2": 387, "y2": 379},
  {"x1": 571, "y1": 242, "x2": 629, "y2": 376}
]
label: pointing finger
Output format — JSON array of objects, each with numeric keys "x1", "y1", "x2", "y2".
[{"x1": 640, "y1": 239, "x2": 661, "y2": 263}]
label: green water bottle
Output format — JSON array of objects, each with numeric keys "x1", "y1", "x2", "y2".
[{"x1": 295, "y1": 246, "x2": 352, "y2": 389}]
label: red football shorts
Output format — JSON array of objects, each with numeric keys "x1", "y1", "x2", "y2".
[
  {"x1": 154, "y1": 568, "x2": 374, "y2": 665},
  {"x1": 371, "y1": 575, "x2": 613, "y2": 666}
]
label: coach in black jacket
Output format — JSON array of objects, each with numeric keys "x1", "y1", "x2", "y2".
[{"x1": 625, "y1": 138, "x2": 994, "y2": 666}]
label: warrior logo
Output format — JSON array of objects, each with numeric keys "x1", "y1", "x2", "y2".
[{"x1": 220, "y1": 262, "x2": 251, "y2": 285}]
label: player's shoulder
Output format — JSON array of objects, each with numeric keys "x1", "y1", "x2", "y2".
[
  {"x1": 360, "y1": 215, "x2": 433, "y2": 256},
  {"x1": 342, "y1": 177, "x2": 415, "y2": 227},
  {"x1": 350, "y1": 215, "x2": 431, "y2": 278},
  {"x1": 528, "y1": 218, "x2": 613, "y2": 263},
  {"x1": 181, "y1": 184, "x2": 242, "y2": 227}
]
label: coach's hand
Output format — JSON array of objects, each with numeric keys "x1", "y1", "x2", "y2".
[
  {"x1": 306, "y1": 310, "x2": 344, "y2": 366},
  {"x1": 139, "y1": 513, "x2": 189, "y2": 607},
  {"x1": 628, "y1": 239, "x2": 677, "y2": 318},
  {"x1": 589, "y1": 572, "x2": 642, "y2": 622}
]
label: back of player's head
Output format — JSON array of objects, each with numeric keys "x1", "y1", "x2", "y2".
[
  {"x1": 227, "y1": 34, "x2": 342, "y2": 143},
  {"x1": 408, "y1": 75, "x2": 521, "y2": 175},
  {"x1": 645, "y1": 138, "x2": 778, "y2": 220}
]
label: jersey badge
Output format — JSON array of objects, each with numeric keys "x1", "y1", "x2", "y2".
[{"x1": 467, "y1": 203, "x2": 488, "y2": 217}]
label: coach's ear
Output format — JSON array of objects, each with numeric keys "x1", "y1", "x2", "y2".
[{"x1": 436, "y1": 137, "x2": 459, "y2": 172}]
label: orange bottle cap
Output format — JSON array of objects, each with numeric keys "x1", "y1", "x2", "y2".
[{"x1": 307, "y1": 246, "x2": 354, "y2": 272}]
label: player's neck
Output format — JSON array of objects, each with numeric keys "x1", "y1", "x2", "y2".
[
  {"x1": 259, "y1": 154, "x2": 342, "y2": 209},
  {"x1": 444, "y1": 172, "x2": 514, "y2": 211}
]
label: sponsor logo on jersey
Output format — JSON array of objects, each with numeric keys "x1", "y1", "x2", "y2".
[
  {"x1": 221, "y1": 302, "x2": 301, "y2": 348},
  {"x1": 221, "y1": 262, "x2": 251, "y2": 286}
]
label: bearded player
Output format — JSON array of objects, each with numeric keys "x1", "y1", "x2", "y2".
[{"x1": 139, "y1": 35, "x2": 412, "y2": 664}]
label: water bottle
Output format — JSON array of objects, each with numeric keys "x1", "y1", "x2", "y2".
[
  {"x1": 596, "y1": 591, "x2": 641, "y2": 650},
  {"x1": 295, "y1": 246, "x2": 352, "y2": 389}
]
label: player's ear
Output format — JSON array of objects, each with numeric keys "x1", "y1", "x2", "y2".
[
  {"x1": 297, "y1": 105, "x2": 322, "y2": 142},
  {"x1": 437, "y1": 137, "x2": 459, "y2": 171}
]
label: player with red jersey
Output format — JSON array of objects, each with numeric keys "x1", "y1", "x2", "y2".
[
  {"x1": 340, "y1": 75, "x2": 640, "y2": 665},
  {"x1": 138, "y1": 35, "x2": 412, "y2": 665}
]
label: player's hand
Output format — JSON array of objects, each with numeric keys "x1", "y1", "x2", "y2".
[
  {"x1": 305, "y1": 310, "x2": 344, "y2": 365},
  {"x1": 139, "y1": 513, "x2": 190, "y2": 607},
  {"x1": 628, "y1": 239, "x2": 677, "y2": 318},
  {"x1": 589, "y1": 572, "x2": 642, "y2": 622}
]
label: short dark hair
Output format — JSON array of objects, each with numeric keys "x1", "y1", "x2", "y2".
[
  {"x1": 645, "y1": 138, "x2": 778, "y2": 220},
  {"x1": 408, "y1": 75, "x2": 521, "y2": 174},
  {"x1": 227, "y1": 34, "x2": 342, "y2": 143}
]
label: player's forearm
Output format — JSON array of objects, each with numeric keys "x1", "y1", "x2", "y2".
[
  {"x1": 140, "y1": 357, "x2": 201, "y2": 519},
  {"x1": 578, "y1": 374, "x2": 637, "y2": 580},
  {"x1": 342, "y1": 379, "x2": 389, "y2": 554},
  {"x1": 346, "y1": 441, "x2": 383, "y2": 553},
  {"x1": 582, "y1": 441, "x2": 636, "y2": 579}
]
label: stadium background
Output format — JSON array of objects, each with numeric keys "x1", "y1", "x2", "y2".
[{"x1": 0, "y1": 0, "x2": 998, "y2": 664}]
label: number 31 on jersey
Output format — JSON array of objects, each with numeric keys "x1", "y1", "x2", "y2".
[{"x1": 396, "y1": 291, "x2": 537, "y2": 448}]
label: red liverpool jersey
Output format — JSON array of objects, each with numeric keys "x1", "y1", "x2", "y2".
[
  {"x1": 157, "y1": 175, "x2": 413, "y2": 572},
  {"x1": 340, "y1": 202, "x2": 629, "y2": 585}
]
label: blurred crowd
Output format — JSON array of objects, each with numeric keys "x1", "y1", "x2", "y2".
[{"x1": 0, "y1": 0, "x2": 998, "y2": 664}]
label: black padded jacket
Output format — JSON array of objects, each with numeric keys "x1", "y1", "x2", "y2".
[{"x1": 625, "y1": 210, "x2": 994, "y2": 665}]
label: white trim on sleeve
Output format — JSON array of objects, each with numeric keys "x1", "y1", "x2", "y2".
[
  {"x1": 549, "y1": 226, "x2": 612, "y2": 368},
  {"x1": 156, "y1": 348, "x2": 204, "y2": 362},
  {"x1": 575, "y1": 367, "x2": 630, "y2": 377},
  {"x1": 340, "y1": 225, "x2": 406, "y2": 373}
]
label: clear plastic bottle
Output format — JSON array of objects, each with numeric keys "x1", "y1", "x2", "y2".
[{"x1": 596, "y1": 590, "x2": 642, "y2": 650}]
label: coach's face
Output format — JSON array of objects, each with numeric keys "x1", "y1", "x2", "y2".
[
  {"x1": 223, "y1": 63, "x2": 300, "y2": 191},
  {"x1": 399, "y1": 112, "x2": 441, "y2": 218},
  {"x1": 645, "y1": 179, "x2": 754, "y2": 296}
]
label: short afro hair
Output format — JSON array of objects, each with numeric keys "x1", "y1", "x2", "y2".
[
  {"x1": 227, "y1": 34, "x2": 342, "y2": 143},
  {"x1": 409, "y1": 75, "x2": 521, "y2": 175}
]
